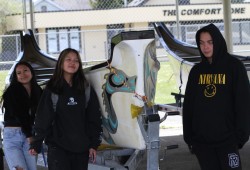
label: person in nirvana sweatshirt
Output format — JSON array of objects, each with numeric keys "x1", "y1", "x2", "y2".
[{"x1": 183, "y1": 23, "x2": 250, "y2": 170}]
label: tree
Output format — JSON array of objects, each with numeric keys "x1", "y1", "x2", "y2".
[
  {"x1": 0, "y1": 0, "x2": 22, "y2": 35},
  {"x1": 0, "y1": 0, "x2": 22, "y2": 63},
  {"x1": 89, "y1": 0, "x2": 133, "y2": 9}
]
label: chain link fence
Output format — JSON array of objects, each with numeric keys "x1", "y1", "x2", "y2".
[{"x1": 1, "y1": 0, "x2": 250, "y2": 94}]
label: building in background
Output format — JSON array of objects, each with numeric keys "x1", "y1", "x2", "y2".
[
  {"x1": 34, "y1": 0, "x2": 64, "y2": 11},
  {"x1": 2, "y1": 0, "x2": 250, "y2": 62}
]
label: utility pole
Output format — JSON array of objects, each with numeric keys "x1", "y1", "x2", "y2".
[
  {"x1": 29, "y1": 0, "x2": 35, "y2": 33},
  {"x1": 222, "y1": 0, "x2": 233, "y2": 53},
  {"x1": 175, "y1": 0, "x2": 180, "y2": 39}
]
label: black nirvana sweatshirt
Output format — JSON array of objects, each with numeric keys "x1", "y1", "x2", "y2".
[{"x1": 183, "y1": 23, "x2": 250, "y2": 148}]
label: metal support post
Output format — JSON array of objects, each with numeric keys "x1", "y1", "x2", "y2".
[
  {"x1": 0, "y1": 127, "x2": 3, "y2": 170},
  {"x1": 147, "y1": 114, "x2": 160, "y2": 170}
]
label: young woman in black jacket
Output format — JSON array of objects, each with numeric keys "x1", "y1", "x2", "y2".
[
  {"x1": 29, "y1": 48, "x2": 103, "y2": 170},
  {"x1": 1, "y1": 61, "x2": 43, "y2": 170}
]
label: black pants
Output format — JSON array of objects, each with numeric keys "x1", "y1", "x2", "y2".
[
  {"x1": 47, "y1": 145, "x2": 89, "y2": 170},
  {"x1": 193, "y1": 145, "x2": 242, "y2": 170}
]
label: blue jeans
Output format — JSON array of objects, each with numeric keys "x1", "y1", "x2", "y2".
[{"x1": 3, "y1": 127, "x2": 37, "y2": 170}]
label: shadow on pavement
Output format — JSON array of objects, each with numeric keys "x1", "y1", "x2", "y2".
[{"x1": 137, "y1": 135, "x2": 250, "y2": 170}]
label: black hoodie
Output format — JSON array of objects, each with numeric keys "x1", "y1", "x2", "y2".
[
  {"x1": 183, "y1": 23, "x2": 250, "y2": 148},
  {"x1": 30, "y1": 81, "x2": 102, "y2": 153}
]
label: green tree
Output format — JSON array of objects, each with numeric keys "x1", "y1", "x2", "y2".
[
  {"x1": 89, "y1": 0, "x2": 133, "y2": 9},
  {"x1": 0, "y1": 0, "x2": 22, "y2": 35}
]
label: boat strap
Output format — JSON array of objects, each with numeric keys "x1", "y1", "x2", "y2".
[{"x1": 178, "y1": 60, "x2": 184, "y2": 107}]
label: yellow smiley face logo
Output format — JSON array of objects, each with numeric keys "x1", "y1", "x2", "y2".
[{"x1": 204, "y1": 84, "x2": 216, "y2": 97}]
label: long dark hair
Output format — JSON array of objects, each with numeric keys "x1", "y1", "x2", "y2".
[
  {"x1": 9, "y1": 61, "x2": 38, "y2": 86},
  {"x1": 47, "y1": 48, "x2": 87, "y2": 94},
  {"x1": 1, "y1": 61, "x2": 41, "y2": 105}
]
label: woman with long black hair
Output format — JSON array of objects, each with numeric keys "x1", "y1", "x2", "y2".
[
  {"x1": 29, "y1": 48, "x2": 103, "y2": 170},
  {"x1": 1, "y1": 61, "x2": 43, "y2": 170}
]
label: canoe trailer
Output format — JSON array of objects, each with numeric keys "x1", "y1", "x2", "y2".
[
  {"x1": 0, "y1": 28, "x2": 184, "y2": 170},
  {"x1": 88, "y1": 104, "x2": 181, "y2": 170}
]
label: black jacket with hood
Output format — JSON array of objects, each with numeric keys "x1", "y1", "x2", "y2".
[
  {"x1": 183, "y1": 23, "x2": 250, "y2": 148},
  {"x1": 30, "y1": 81, "x2": 102, "y2": 153}
]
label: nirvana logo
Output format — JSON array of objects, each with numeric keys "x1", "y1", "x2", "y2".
[
  {"x1": 228, "y1": 153, "x2": 239, "y2": 168},
  {"x1": 198, "y1": 74, "x2": 226, "y2": 98}
]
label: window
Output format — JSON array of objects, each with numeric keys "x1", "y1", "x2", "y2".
[
  {"x1": 46, "y1": 27, "x2": 81, "y2": 53},
  {"x1": 47, "y1": 30, "x2": 57, "y2": 53},
  {"x1": 179, "y1": 0, "x2": 190, "y2": 5},
  {"x1": 41, "y1": 6, "x2": 47, "y2": 12},
  {"x1": 70, "y1": 28, "x2": 80, "y2": 51},
  {"x1": 59, "y1": 29, "x2": 68, "y2": 51}
]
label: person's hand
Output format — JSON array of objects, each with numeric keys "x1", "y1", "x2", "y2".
[
  {"x1": 89, "y1": 148, "x2": 97, "y2": 163},
  {"x1": 29, "y1": 149, "x2": 38, "y2": 156}
]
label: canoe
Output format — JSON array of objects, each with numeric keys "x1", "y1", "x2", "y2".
[
  {"x1": 153, "y1": 22, "x2": 250, "y2": 94},
  {"x1": 6, "y1": 29, "x2": 160, "y2": 150}
]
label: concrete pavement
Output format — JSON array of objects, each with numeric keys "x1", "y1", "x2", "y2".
[{"x1": 3, "y1": 115, "x2": 250, "y2": 170}]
